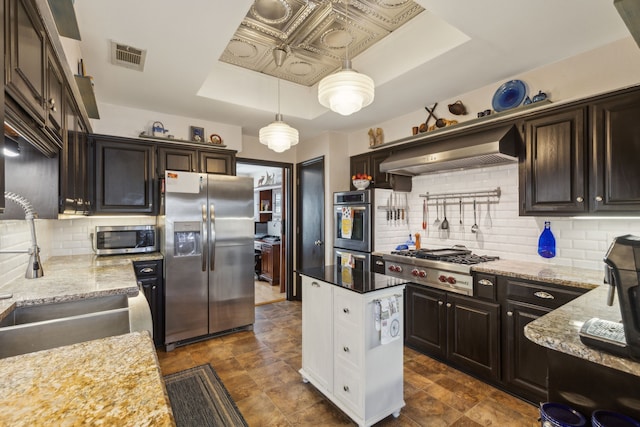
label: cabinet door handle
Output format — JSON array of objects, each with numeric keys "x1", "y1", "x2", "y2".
[
  {"x1": 507, "y1": 311, "x2": 513, "y2": 316},
  {"x1": 343, "y1": 385, "x2": 350, "y2": 392},
  {"x1": 478, "y1": 279, "x2": 494, "y2": 287},
  {"x1": 311, "y1": 281, "x2": 320, "y2": 288},
  {"x1": 534, "y1": 291, "x2": 555, "y2": 300},
  {"x1": 446, "y1": 303, "x2": 452, "y2": 308},
  {"x1": 438, "y1": 301, "x2": 443, "y2": 306},
  {"x1": 343, "y1": 308, "x2": 350, "y2": 314},
  {"x1": 343, "y1": 346, "x2": 349, "y2": 353},
  {"x1": 595, "y1": 196, "x2": 603, "y2": 202},
  {"x1": 576, "y1": 196, "x2": 584, "y2": 203}
]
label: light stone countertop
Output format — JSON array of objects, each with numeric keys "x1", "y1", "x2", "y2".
[
  {"x1": 0, "y1": 253, "x2": 175, "y2": 426},
  {"x1": 472, "y1": 259, "x2": 640, "y2": 377},
  {"x1": 0, "y1": 332, "x2": 174, "y2": 426},
  {"x1": 471, "y1": 259, "x2": 605, "y2": 290}
]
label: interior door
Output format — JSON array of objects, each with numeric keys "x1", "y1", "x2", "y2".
[{"x1": 296, "y1": 157, "x2": 325, "y2": 299}]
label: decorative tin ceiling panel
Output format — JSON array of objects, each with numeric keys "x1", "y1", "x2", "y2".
[{"x1": 219, "y1": 0, "x2": 424, "y2": 86}]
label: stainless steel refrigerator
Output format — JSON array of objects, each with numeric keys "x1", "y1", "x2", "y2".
[{"x1": 161, "y1": 171, "x2": 254, "y2": 350}]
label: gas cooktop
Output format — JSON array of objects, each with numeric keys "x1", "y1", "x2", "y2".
[{"x1": 383, "y1": 247, "x2": 499, "y2": 274}]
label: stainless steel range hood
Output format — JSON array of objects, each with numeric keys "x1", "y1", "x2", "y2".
[{"x1": 380, "y1": 125, "x2": 521, "y2": 176}]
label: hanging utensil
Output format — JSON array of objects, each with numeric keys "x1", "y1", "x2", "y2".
[
  {"x1": 459, "y1": 198, "x2": 463, "y2": 225},
  {"x1": 433, "y1": 200, "x2": 441, "y2": 228},
  {"x1": 485, "y1": 196, "x2": 492, "y2": 228},
  {"x1": 471, "y1": 199, "x2": 479, "y2": 233},
  {"x1": 387, "y1": 195, "x2": 391, "y2": 224},
  {"x1": 422, "y1": 199, "x2": 427, "y2": 230},
  {"x1": 441, "y1": 200, "x2": 449, "y2": 230}
]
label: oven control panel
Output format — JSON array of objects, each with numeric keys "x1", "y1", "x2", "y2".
[{"x1": 385, "y1": 262, "x2": 472, "y2": 296}]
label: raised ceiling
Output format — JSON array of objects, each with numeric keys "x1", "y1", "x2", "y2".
[
  {"x1": 220, "y1": 0, "x2": 424, "y2": 86},
  {"x1": 72, "y1": 0, "x2": 634, "y2": 141}
]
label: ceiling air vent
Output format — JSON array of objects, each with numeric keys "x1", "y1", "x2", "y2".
[{"x1": 110, "y1": 41, "x2": 147, "y2": 71}]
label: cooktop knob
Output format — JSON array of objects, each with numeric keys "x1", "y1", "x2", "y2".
[
  {"x1": 447, "y1": 276, "x2": 457, "y2": 284},
  {"x1": 411, "y1": 269, "x2": 419, "y2": 276},
  {"x1": 438, "y1": 275, "x2": 447, "y2": 282},
  {"x1": 418, "y1": 270, "x2": 427, "y2": 278}
]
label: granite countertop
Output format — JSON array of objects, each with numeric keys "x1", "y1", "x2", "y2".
[
  {"x1": 298, "y1": 265, "x2": 408, "y2": 293},
  {"x1": 0, "y1": 253, "x2": 175, "y2": 426},
  {"x1": 471, "y1": 259, "x2": 604, "y2": 290},
  {"x1": 525, "y1": 284, "x2": 640, "y2": 377},
  {"x1": 473, "y1": 259, "x2": 640, "y2": 377},
  {"x1": 0, "y1": 253, "x2": 162, "y2": 320},
  {"x1": 0, "y1": 332, "x2": 174, "y2": 426}
]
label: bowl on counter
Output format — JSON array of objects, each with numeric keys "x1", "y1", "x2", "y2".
[{"x1": 353, "y1": 179, "x2": 370, "y2": 190}]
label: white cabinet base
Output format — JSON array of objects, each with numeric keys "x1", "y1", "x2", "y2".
[{"x1": 300, "y1": 275, "x2": 405, "y2": 427}]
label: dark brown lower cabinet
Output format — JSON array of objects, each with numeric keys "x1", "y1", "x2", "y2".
[
  {"x1": 133, "y1": 260, "x2": 164, "y2": 347},
  {"x1": 405, "y1": 284, "x2": 500, "y2": 381},
  {"x1": 498, "y1": 276, "x2": 588, "y2": 404},
  {"x1": 503, "y1": 299, "x2": 551, "y2": 403},
  {"x1": 259, "y1": 242, "x2": 280, "y2": 285}
]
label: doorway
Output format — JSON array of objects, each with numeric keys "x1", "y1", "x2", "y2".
[
  {"x1": 295, "y1": 156, "x2": 325, "y2": 299},
  {"x1": 236, "y1": 158, "x2": 294, "y2": 305}
]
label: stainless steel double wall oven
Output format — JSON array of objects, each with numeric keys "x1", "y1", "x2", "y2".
[{"x1": 333, "y1": 190, "x2": 372, "y2": 271}]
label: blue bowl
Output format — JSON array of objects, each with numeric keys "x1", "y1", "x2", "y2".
[
  {"x1": 539, "y1": 402, "x2": 587, "y2": 427},
  {"x1": 592, "y1": 410, "x2": 640, "y2": 427}
]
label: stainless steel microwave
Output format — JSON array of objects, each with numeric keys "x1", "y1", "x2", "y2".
[{"x1": 95, "y1": 225, "x2": 157, "y2": 256}]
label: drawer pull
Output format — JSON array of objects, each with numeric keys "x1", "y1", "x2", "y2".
[
  {"x1": 140, "y1": 267, "x2": 154, "y2": 273},
  {"x1": 343, "y1": 385, "x2": 350, "y2": 392},
  {"x1": 438, "y1": 301, "x2": 443, "y2": 306},
  {"x1": 534, "y1": 291, "x2": 555, "y2": 300},
  {"x1": 375, "y1": 260, "x2": 384, "y2": 266},
  {"x1": 311, "y1": 281, "x2": 320, "y2": 288},
  {"x1": 478, "y1": 279, "x2": 494, "y2": 287},
  {"x1": 446, "y1": 302, "x2": 452, "y2": 308},
  {"x1": 343, "y1": 308, "x2": 350, "y2": 314},
  {"x1": 343, "y1": 346, "x2": 349, "y2": 353},
  {"x1": 507, "y1": 311, "x2": 513, "y2": 316}
]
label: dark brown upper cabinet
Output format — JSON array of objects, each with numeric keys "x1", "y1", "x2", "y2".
[
  {"x1": 157, "y1": 145, "x2": 235, "y2": 177},
  {"x1": 521, "y1": 107, "x2": 587, "y2": 215},
  {"x1": 5, "y1": 0, "x2": 46, "y2": 125},
  {"x1": 521, "y1": 87, "x2": 640, "y2": 215},
  {"x1": 590, "y1": 91, "x2": 640, "y2": 212},
  {"x1": 92, "y1": 136, "x2": 156, "y2": 214}
]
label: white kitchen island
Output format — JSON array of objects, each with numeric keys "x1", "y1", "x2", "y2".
[{"x1": 298, "y1": 266, "x2": 407, "y2": 427}]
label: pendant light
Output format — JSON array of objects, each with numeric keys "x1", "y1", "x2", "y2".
[
  {"x1": 318, "y1": 0, "x2": 374, "y2": 116},
  {"x1": 259, "y1": 48, "x2": 299, "y2": 153}
]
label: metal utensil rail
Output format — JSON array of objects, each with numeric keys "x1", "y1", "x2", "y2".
[{"x1": 419, "y1": 187, "x2": 501, "y2": 205}]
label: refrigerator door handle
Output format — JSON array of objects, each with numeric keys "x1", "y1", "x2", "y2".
[
  {"x1": 210, "y1": 203, "x2": 216, "y2": 270},
  {"x1": 201, "y1": 204, "x2": 207, "y2": 272}
]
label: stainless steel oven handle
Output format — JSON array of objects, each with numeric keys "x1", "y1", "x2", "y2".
[
  {"x1": 201, "y1": 204, "x2": 207, "y2": 272},
  {"x1": 210, "y1": 204, "x2": 216, "y2": 271}
]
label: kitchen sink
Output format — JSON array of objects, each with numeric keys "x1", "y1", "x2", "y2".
[{"x1": 0, "y1": 293, "x2": 152, "y2": 359}]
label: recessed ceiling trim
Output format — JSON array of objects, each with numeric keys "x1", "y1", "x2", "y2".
[{"x1": 219, "y1": 0, "x2": 424, "y2": 87}]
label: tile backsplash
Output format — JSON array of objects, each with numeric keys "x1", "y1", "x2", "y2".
[
  {"x1": 374, "y1": 163, "x2": 640, "y2": 272},
  {"x1": 0, "y1": 216, "x2": 156, "y2": 287}
]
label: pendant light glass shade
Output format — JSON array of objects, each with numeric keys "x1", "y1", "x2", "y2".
[
  {"x1": 259, "y1": 113, "x2": 299, "y2": 153},
  {"x1": 317, "y1": 0, "x2": 374, "y2": 116},
  {"x1": 259, "y1": 72, "x2": 299, "y2": 153},
  {"x1": 318, "y1": 59, "x2": 374, "y2": 116}
]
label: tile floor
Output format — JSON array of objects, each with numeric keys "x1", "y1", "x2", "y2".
[
  {"x1": 255, "y1": 279, "x2": 286, "y2": 306},
  {"x1": 157, "y1": 300, "x2": 539, "y2": 426}
]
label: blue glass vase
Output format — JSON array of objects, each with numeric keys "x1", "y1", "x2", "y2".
[{"x1": 538, "y1": 221, "x2": 556, "y2": 258}]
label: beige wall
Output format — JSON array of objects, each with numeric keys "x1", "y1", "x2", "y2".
[{"x1": 347, "y1": 37, "x2": 640, "y2": 156}]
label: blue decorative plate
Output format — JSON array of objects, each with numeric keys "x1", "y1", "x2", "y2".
[{"x1": 492, "y1": 80, "x2": 527, "y2": 112}]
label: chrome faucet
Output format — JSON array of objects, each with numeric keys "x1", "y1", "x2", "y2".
[{"x1": 0, "y1": 192, "x2": 44, "y2": 278}]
